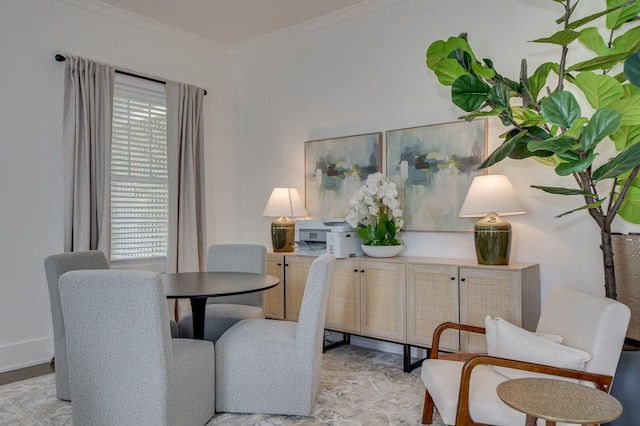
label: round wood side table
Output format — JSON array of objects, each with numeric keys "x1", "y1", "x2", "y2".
[{"x1": 496, "y1": 377, "x2": 622, "y2": 426}]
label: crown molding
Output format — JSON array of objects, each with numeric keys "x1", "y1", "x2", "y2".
[
  {"x1": 55, "y1": 0, "x2": 231, "y2": 56},
  {"x1": 54, "y1": 0, "x2": 408, "y2": 58},
  {"x1": 228, "y1": 0, "x2": 409, "y2": 57}
]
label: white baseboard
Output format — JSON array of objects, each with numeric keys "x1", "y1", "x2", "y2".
[{"x1": 0, "y1": 337, "x2": 54, "y2": 373}]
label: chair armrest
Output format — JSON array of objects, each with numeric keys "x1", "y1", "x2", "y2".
[
  {"x1": 454, "y1": 354, "x2": 614, "y2": 426},
  {"x1": 430, "y1": 322, "x2": 485, "y2": 359}
]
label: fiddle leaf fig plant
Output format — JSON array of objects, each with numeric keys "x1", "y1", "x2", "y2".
[{"x1": 427, "y1": 0, "x2": 640, "y2": 299}]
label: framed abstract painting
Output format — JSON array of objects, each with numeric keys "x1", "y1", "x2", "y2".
[
  {"x1": 386, "y1": 119, "x2": 487, "y2": 231},
  {"x1": 305, "y1": 133, "x2": 382, "y2": 221}
]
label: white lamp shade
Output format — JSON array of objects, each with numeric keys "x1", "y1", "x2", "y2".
[
  {"x1": 459, "y1": 175, "x2": 526, "y2": 217},
  {"x1": 262, "y1": 188, "x2": 307, "y2": 218}
]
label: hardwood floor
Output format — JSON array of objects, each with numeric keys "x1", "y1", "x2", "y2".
[{"x1": 0, "y1": 361, "x2": 54, "y2": 386}]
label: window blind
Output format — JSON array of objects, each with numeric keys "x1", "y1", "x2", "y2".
[{"x1": 111, "y1": 75, "x2": 168, "y2": 261}]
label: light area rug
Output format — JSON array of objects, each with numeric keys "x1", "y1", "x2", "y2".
[{"x1": 0, "y1": 345, "x2": 446, "y2": 425}]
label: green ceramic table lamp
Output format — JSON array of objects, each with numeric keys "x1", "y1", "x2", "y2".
[
  {"x1": 459, "y1": 175, "x2": 526, "y2": 265},
  {"x1": 262, "y1": 187, "x2": 307, "y2": 252}
]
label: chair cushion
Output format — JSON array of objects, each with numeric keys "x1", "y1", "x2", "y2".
[
  {"x1": 485, "y1": 315, "x2": 563, "y2": 355},
  {"x1": 421, "y1": 359, "x2": 525, "y2": 426},
  {"x1": 492, "y1": 317, "x2": 591, "y2": 380}
]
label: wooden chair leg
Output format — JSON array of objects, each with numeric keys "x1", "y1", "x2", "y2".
[{"x1": 422, "y1": 389, "x2": 434, "y2": 424}]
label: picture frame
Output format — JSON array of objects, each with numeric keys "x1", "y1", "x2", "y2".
[
  {"x1": 386, "y1": 119, "x2": 487, "y2": 232},
  {"x1": 305, "y1": 132, "x2": 382, "y2": 221}
]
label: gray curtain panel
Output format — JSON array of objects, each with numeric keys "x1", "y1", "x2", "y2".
[
  {"x1": 166, "y1": 81, "x2": 207, "y2": 319},
  {"x1": 62, "y1": 56, "x2": 114, "y2": 254}
]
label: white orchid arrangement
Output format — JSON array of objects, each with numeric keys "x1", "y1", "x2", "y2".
[{"x1": 345, "y1": 172, "x2": 404, "y2": 246}]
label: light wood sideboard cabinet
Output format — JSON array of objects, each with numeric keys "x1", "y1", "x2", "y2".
[
  {"x1": 266, "y1": 253, "x2": 540, "y2": 371},
  {"x1": 405, "y1": 258, "x2": 540, "y2": 353},
  {"x1": 324, "y1": 258, "x2": 361, "y2": 334},
  {"x1": 360, "y1": 259, "x2": 406, "y2": 342}
]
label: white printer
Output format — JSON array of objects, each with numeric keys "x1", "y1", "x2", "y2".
[{"x1": 295, "y1": 219, "x2": 364, "y2": 258}]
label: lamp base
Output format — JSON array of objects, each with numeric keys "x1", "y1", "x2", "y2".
[
  {"x1": 474, "y1": 213, "x2": 512, "y2": 265},
  {"x1": 271, "y1": 217, "x2": 295, "y2": 252}
]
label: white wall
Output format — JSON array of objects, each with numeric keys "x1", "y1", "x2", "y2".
[
  {"x1": 232, "y1": 0, "x2": 640, "y2": 306},
  {"x1": 2, "y1": 0, "x2": 638, "y2": 372},
  {"x1": 0, "y1": 0, "x2": 233, "y2": 372}
]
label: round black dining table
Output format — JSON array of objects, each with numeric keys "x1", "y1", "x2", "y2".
[{"x1": 162, "y1": 271, "x2": 279, "y2": 340}]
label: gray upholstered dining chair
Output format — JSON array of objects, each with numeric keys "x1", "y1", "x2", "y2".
[
  {"x1": 59, "y1": 270, "x2": 215, "y2": 426},
  {"x1": 215, "y1": 253, "x2": 335, "y2": 416},
  {"x1": 44, "y1": 250, "x2": 180, "y2": 401},
  {"x1": 44, "y1": 250, "x2": 109, "y2": 401},
  {"x1": 178, "y1": 244, "x2": 267, "y2": 342}
]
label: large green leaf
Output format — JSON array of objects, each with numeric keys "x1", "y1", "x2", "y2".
[
  {"x1": 488, "y1": 83, "x2": 511, "y2": 112},
  {"x1": 529, "y1": 62, "x2": 557, "y2": 101},
  {"x1": 479, "y1": 129, "x2": 527, "y2": 168},
  {"x1": 426, "y1": 36, "x2": 475, "y2": 69},
  {"x1": 580, "y1": 108, "x2": 622, "y2": 150},
  {"x1": 471, "y1": 62, "x2": 496, "y2": 79},
  {"x1": 565, "y1": 117, "x2": 590, "y2": 139},
  {"x1": 593, "y1": 141, "x2": 640, "y2": 180},
  {"x1": 574, "y1": 71, "x2": 624, "y2": 108},
  {"x1": 527, "y1": 137, "x2": 579, "y2": 153},
  {"x1": 555, "y1": 199, "x2": 605, "y2": 218},
  {"x1": 622, "y1": 82, "x2": 640, "y2": 96},
  {"x1": 531, "y1": 185, "x2": 597, "y2": 197},
  {"x1": 512, "y1": 106, "x2": 546, "y2": 127},
  {"x1": 459, "y1": 108, "x2": 504, "y2": 121},
  {"x1": 567, "y1": 0, "x2": 637, "y2": 29},
  {"x1": 606, "y1": 0, "x2": 640, "y2": 30},
  {"x1": 451, "y1": 75, "x2": 490, "y2": 112},
  {"x1": 578, "y1": 27, "x2": 610, "y2": 56},
  {"x1": 618, "y1": 184, "x2": 640, "y2": 222},
  {"x1": 532, "y1": 29, "x2": 581, "y2": 46},
  {"x1": 431, "y1": 58, "x2": 470, "y2": 86},
  {"x1": 555, "y1": 150, "x2": 596, "y2": 175},
  {"x1": 540, "y1": 91, "x2": 581, "y2": 128},
  {"x1": 611, "y1": 27, "x2": 640, "y2": 56},
  {"x1": 566, "y1": 52, "x2": 630, "y2": 72},
  {"x1": 611, "y1": 124, "x2": 640, "y2": 150},
  {"x1": 625, "y1": 49, "x2": 640, "y2": 87},
  {"x1": 608, "y1": 95, "x2": 640, "y2": 126}
]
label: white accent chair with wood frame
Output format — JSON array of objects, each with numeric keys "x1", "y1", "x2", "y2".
[{"x1": 420, "y1": 285, "x2": 630, "y2": 426}]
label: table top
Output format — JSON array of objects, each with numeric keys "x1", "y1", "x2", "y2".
[
  {"x1": 496, "y1": 377, "x2": 622, "y2": 424},
  {"x1": 162, "y1": 271, "x2": 279, "y2": 299}
]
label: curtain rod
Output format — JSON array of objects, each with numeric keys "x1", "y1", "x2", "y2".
[{"x1": 55, "y1": 54, "x2": 207, "y2": 95}]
